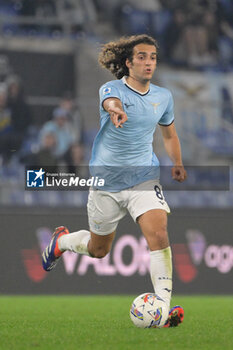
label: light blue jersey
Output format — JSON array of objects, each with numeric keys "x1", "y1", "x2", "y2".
[{"x1": 90, "y1": 77, "x2": 174, "y2": 191}]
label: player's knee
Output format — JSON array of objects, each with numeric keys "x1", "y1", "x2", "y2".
[
  {"x1": 147, "y1": 225, "x2": 167, "y2": 238},
  {"x1": 155, "y1": 227, "x2": 168, "y2": 238},
  {"x1": 147, "y1": 227, "x2": 169, "y2": 250},
  {"x1": 155, "y1": 227, "x2": 168, "y2": 240},
  {"x1": 92, "y1": 251, "x2": 107, "y2": 259},
  {"x1": 90, "y1": 246, "x2": 109, "y2": 259}
]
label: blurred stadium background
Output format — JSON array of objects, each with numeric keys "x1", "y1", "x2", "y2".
[{"x1": 0, "y1": 0, "x2": 232, "y2": 296}]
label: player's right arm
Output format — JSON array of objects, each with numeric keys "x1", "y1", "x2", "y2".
[{"x1": 103, "y1": 98, "x2": 128, "y2": 128}]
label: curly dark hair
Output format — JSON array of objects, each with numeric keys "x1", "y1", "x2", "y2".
[{"x1": 98, "y1": 34, "x2": 158, "y2": 79}]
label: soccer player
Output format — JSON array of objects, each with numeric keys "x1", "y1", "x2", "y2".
[{"x1": 42, "y1": 34, "x2": 186, "y2": 327}]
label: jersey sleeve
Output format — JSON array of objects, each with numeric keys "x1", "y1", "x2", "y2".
[
  {"x1": 158, "y1": 91, "x2": 174, "y2": 126},
  {"x1": 99, "y1": 83, "x2": 121, "y2": 107}
]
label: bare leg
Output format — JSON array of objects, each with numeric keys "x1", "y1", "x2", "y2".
[
  {"x1": 88, "y1": 231, "x2": 116, "y2": 258},
  {"x1": 137, "y1": 209, "x2": 169, "y2": 250},
  {"x1": 59, "y1": 229, "x2": 115, "y2": 258}
]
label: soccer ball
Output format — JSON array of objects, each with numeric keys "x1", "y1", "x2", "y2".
[{"x1": 130, "y1": 293, "x2": 169, "y2": 328}]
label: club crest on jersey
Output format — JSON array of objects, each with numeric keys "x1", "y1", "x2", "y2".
[
  {"x1": 151, "y1": 102, "x2": 160, "y2": 114},
  {"x1": 103, "y1": 87, "x2": 111, "y2": 96}
]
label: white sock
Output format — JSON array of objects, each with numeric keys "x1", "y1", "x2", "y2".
[
  {"x1": 58, "y1": 230, "x2": 91, "y2": 256},
  {"x1": 150, "y1": 247, "x2": 172, "y2": 308}
]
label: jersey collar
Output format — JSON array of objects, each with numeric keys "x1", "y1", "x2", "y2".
[{"x1": 122, "y1": 76, "x2": 150, "y2": 96}]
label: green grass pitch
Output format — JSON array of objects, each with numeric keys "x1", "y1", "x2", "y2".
[{"x1": 0, "y1": 295, "x2": 232, "y2": 350}]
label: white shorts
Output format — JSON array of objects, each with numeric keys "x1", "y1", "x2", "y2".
[{"x1": 87, "y1": 179, "x2": 170, "y2": 235}]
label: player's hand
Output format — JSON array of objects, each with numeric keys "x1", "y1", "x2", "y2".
[
  {"x1": 108, "y1": 107, "x2": 128, "y2": 128},
  {"x1": 171, "y1": 165, "x2": 187, "y2": 182}
]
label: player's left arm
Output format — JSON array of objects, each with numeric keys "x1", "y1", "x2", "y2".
[{"x1": 160, "y1": 122, "x2": 187, "y2": 182}]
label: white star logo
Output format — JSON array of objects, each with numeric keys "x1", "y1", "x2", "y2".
[{"x1": 34, "y1": 168, "x2": 45, "y2": 181}]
